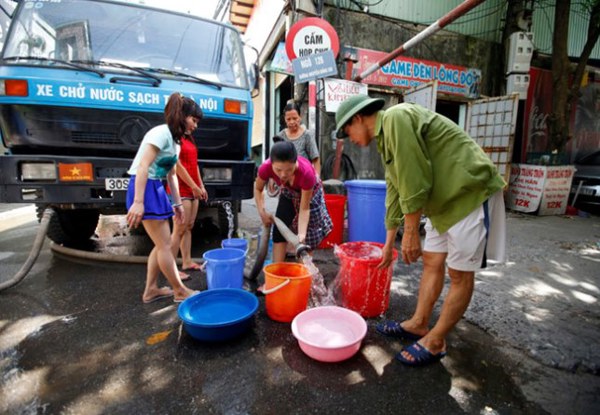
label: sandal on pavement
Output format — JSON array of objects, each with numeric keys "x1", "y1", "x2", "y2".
[
  {"x1": 376, "y1": 320, "x2": 422, "y2": 340},
  {"x1": 174, "y1": 290, "x2": 200, "y2": 303},
  {"x1": 179, "y1": 271, "x2": 191, "y2": 282},
  {"x1": 395, "y1": 342, "x2": 446, "y2": 367},
  {"x1": 182, "y1": 263, "x2": 203, "y2": 272},
  {"x1": 143, "y1": 288, "x2": 174, "y2": 304}
]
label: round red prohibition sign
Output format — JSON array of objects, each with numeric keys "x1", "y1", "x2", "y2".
[{"x1": 285, "y1": 17, "x2": 340, "y2": 61}]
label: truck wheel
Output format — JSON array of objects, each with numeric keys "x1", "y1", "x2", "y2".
[
  {"x1": 36, "y1": 206, "x2": 100, "y2": 244},
  {"x1": 217, "y1": 201, "x2": 239, "y2": 239}
]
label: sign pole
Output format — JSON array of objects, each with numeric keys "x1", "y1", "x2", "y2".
[
  {"x1": 285, "y1": 17, "x2": 339, "y2": 177},
  {"x1": 308, "y1": 80, "x2": 317, "y2": 152}
]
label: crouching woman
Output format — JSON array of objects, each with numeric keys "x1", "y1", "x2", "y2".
[{"x1": 254, "y1": 141, "x2": 332, "y2": 262}]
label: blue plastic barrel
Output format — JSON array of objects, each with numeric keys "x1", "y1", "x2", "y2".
[
  {"x1": 345, "y1": 180, "x2": 387, "y2": 243},
  {"x1": 202, "y1": 248, "x2": 246, "y2": 289}
]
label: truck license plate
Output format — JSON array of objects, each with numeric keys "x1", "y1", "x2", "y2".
[{"x1": 105, "y1": 178, "x2": 130, "y2": 190}]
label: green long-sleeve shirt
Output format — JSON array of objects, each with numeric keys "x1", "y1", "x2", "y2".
[{"x1": 375, "y1": 103, "x2": 506, "y2": 234}]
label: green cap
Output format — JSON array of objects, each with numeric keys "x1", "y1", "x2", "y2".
[{"x1": 335, "y1": 94, "x2": 385, "y2": 138}]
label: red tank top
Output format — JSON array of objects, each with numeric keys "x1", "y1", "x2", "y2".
[{"x1": 177, "y1": 137, "x2": 200, "y2": 198}]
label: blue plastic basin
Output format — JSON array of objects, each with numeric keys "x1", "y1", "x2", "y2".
[{"x1": 178, "y1": 289, "x2": 259, "y2": 342}]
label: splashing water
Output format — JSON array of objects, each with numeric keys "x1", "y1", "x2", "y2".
[
  {"x1": 222, "y1": 201, "x2": 235, "y2": 239},
  {"x1": 301, "y1": 255, "x2": 337, "y2": 307}
]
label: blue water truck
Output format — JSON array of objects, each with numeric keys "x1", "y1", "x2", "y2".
[{"x1": 0, "y1": 0, "x2": 257, "y2": 243}]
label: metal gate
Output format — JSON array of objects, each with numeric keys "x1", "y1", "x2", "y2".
[
  {"x1": 403, "y1": 80, "x2": 438, "y2": 110},
  {"x1": 465, "y1": 94, "x2": 520, "y2": 182}
]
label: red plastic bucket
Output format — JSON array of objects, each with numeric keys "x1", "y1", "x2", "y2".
[
  {"x1": 318, "y1": 194, "x2": 347, "y2": 249},
  {"x1": 335, "y1": 241, "x2": 398, "y2": 317}
]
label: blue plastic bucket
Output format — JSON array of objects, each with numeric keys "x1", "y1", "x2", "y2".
[
  {"x1": 221, "y1": 238, "x2": 248, "y2": 254},
  {"x1": 202, "y1": 248, "x2": 246, "y2": 289},
  {"x1": 345, "y1": 180, "x2": 387, "y2": 243}
]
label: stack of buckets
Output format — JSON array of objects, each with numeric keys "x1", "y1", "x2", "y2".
[{"x1": 202, "y1": 238, "x2": 248, "y2": 289}]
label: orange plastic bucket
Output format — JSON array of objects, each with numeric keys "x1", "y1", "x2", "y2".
[
  {"x1": 335, "y1": 241, "x2": 398, "y2": 317},
  {"x1": 263, "y1": 262, "x2": 312, "y2": 323},
  {"x1": 318, "y1": 194, "x2": 347, "y2": 249}
]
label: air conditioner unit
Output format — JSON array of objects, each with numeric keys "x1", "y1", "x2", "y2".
[{"x1": 506, "y1": 32, "x2": 534, "y2": 74}]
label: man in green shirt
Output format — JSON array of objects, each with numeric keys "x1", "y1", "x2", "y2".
[{"x1": 336, "y1": 94, "x2": 506, "y2": 366}]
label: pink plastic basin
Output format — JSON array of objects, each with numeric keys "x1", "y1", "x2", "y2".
[{"x1": 291, "y1": 306, "x2": 367, "y2": 363}]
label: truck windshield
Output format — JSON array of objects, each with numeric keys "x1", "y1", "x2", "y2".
[{"x1": 2, "y1": 0, "x2": 249, "y2": 89}]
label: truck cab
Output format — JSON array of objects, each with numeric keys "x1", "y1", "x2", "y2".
[{"x1": 0, "y1": 0, "x2": 256, "y2": 243}]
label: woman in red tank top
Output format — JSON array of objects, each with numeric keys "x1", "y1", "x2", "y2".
[{"x1": 172, "y1": 132, "x2": 208, "y2": 272}]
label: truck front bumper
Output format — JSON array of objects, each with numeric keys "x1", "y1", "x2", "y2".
[{"x1": 0, "y1": 155, "x2": 256, "y2": 211}]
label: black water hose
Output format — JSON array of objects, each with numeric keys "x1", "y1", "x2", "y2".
[
  {"x1": 322, "y1": 152, "x2": 357, "y2": 181},
  {"x1": 0, "y1": 202, "x2": 271, "y2": 289},
  {"x1": 0, "y1": 207, "x2": 55, "y2": 292},
  {"x1": 271, "y1": 216, "x2": 312, "y2": 260},
  {"x1": 246, "y1": 224, "x2": 271, "y2": 281}
]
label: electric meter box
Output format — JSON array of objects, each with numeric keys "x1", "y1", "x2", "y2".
[
  {"x1": 506, "y1": 73, "x2": 530, "y2": 100},
  {"x1": 506, "y1": 32, "x2": 534, "y2": 74}
]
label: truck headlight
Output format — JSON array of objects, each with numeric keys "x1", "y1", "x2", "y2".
[
  {"x1": 21, "y1": 162, "x2": 57, "y2": 181},
  {"x1": 0, "y1": 79, "x2": 29, "y2": 97},
  {"x1": 202, "y1": 167, "x2": 232, "y2": 182},
  {"x1": 224, "y1": 99, "x2": 247, "y2": 115}
]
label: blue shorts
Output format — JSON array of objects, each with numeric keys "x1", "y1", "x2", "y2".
[{"x1": 126, "y1": 176, "x2": 174, "y2": 221}]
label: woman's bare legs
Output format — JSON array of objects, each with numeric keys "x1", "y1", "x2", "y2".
[
  {"x1": 179, "y1": 199, "x2": 200, "y2": 269},
  {"x1": 143, "y1": 219, "x2": 196, "y2": 302},
  {"x1": 272, "y1": 241, "x2": 287, "y2": 263}
]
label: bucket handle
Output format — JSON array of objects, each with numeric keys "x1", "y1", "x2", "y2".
[
  {"x1": 260, "y1": 278, "x2": 291, "y2": 295},
  {"x1": 221, "y1": 241, "x2": 249, "y2": 256}
]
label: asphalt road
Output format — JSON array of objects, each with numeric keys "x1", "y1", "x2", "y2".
[{"x1": 0, "y1": 201, "x2": 599, "y2": 414}]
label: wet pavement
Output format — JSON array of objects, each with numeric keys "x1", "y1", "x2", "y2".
[{"x1": 0, "y1": 200, "x2": 599, "y2": 414}]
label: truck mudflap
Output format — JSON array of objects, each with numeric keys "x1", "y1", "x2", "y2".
[{"x1": 0, "y1": 155, "x2": 256, "y2": 210}]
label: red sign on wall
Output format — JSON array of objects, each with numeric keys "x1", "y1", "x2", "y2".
[
  {"x1": 285, "y1": 17, "x2": 340, "y2": 61},
  {"x1": 351, "y1": 47, "x2": 481, "y2": 99}
]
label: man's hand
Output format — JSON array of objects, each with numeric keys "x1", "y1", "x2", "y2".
[
  {"x1": 401, "y1": 227, "x2": 422, "y2": 264},
  {"x1": 377, "y1": 242, "x2": 396, "y2": 269}
]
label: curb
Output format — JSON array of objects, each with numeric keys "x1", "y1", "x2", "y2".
[{"x1": 0, "y1": 204, "x2": 36, "y2": 222}]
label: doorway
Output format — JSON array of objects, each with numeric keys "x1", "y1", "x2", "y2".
[{"x1": 435, "y1": 99, "x2": 461, "y2": 124}]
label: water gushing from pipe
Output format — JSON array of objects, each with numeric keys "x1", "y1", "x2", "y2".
[{"x1": 271, "y1": 216, "x2": 335, "y2": 307}]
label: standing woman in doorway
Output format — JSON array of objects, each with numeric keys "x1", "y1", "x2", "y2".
[
  {"x1": 126, "y1": 92, "x2": 201, "y2": 304},
  {"x1": 275, "y1": 101, "x2": 321, "y2": 176}
]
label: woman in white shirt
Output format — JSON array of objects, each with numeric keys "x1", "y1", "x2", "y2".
[{"x1": 126, "y1": 93, "x2": 201, "y2": 304}]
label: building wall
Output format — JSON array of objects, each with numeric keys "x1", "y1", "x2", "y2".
[
  {"x1": 318, "y1": 7, "x2": 505, "y2": 180},
  {"x1": 324, "y1": 0, "x2": 507, "y2": 43}
]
